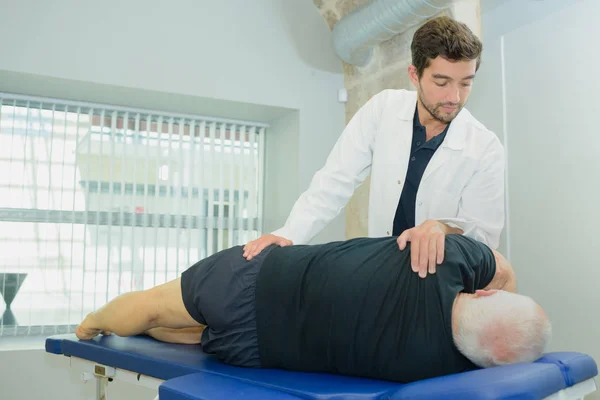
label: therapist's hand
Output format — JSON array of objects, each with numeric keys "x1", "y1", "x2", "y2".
[
  {"x1": 397, "y1": 220, "x2": 459, "y2": 278},
  {"x1": 243, "y1": 234, "x2": 293, "y2": 260}
]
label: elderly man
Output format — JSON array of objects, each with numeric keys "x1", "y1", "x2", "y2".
[{"x1": 75, "y1": 235, "x2": 551, "y2": 383}]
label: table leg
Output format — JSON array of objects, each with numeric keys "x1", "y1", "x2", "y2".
[{"x1": 96, "y1": 376, "x2": 109, "y2": 400}]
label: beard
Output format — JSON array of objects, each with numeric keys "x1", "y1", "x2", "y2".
[{"x1": 418, "y1": 89, "x2": 464, "y2": 124}]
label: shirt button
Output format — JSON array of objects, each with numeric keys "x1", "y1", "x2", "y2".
[
  {"x1": 397, "y1": 180, "x2": 402, "y2": 185},
  {"x1": 387, "y1": 231, "x2": 390, "y2": 235},
  {"x1": 418, "y1": 201, "x2": 423, "y2": 206},
  {"x1": 411, "y1": 156, "x2": 416, "y2": 161},
  {"x1": 417, "y1": 141, "x2": 421, "y2": 146}
]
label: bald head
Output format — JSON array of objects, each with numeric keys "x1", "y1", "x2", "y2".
[{"x1": 452, "y1": 290, "x2": 552, "y2": 368}]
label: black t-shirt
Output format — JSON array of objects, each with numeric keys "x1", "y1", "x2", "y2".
[{"x1": 254, "y1": 234, "x2": 496, "y2": 383}]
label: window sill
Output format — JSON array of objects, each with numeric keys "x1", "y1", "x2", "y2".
[{"x1": 0, "y1": 335, "x2": 48, "y2": 351}]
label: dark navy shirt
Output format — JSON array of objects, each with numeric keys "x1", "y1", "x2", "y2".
[
  {"x1": 392, "y1": 106, "x2": 450, "y2": 235},
  {"x1": 255, "y1": 234, "x2": 496, "y2": 383}
]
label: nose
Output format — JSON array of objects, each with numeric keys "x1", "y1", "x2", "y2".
[{"x1": 446, "y1": 86, "x2": 460, "y2": 104}]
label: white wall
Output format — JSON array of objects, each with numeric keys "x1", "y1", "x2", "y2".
[
  {"x1": 0, "y1": 0, "x2": 345, "y2": 398},
  {"x1": 0, "y1": 0, "x2": 346, "y2": 242},
  {"x1": 0, "y1": 346, "x2": 156, "y2": 399},
  {"x1": 470, "y1": 1, "x2": 600, "y2": 397}
]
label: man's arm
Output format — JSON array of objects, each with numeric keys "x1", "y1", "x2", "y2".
[
  {"x1": 438, "y1": 137, "x2": 506, "y2": 250},
  {"x1": 397, "y1": 137, "x2": 506, "y2": 278},
  {"x1": 243, "y1": 90, "x2": 392, "y2": 259},
  {"x1": 482, "y1": 249, "x2": 517, "y2": 293},
  {"x1": 272, "y1": 91, "x2": 389, "y2": 244},
  {"x1": 397, "y1": 219, "x2": 464, "y2": 278}
]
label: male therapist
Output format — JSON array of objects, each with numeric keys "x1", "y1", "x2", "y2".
[{"x1": 244, "y1": 16, "x2": 505, "y2": 278}]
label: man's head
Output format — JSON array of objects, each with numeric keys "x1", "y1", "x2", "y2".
[
  {"x1": 452, "y1": 290, "x2": 552, "y2": 368},
  {"x1": 408, "y1": 16, "x2": 483, "y2": 123}
]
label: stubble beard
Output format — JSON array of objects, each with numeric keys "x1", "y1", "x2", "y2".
[{"x1": 418, "y1": 88, "x2": 464, "y2": 124}]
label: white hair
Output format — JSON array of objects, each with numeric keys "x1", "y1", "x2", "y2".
[{"x1": 453, "y1": 290, "x2": 552, "y2": 368}]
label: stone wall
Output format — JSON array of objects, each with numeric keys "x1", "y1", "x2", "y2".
[{"x1": 312, "y1": 0, "x2": 481, "y2": 238}]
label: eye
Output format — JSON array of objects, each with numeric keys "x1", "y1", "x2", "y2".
[{"x1": 435, "y1": 82, "x2": 447, "y2": 87}]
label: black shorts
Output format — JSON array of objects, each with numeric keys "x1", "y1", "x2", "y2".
[{"x1": 180, "y1": 244, "x2": 276, "y2": 368}]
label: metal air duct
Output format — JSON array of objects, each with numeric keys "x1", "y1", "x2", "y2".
[{"x1": 332, "y1": 0, "x2": 452, "y2": 67}]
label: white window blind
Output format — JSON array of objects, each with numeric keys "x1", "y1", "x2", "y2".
[{"x1": 0, "y1": 93, "x2": 266, "y2": 336}]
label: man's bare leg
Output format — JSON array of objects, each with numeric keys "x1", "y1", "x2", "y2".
[
  {"x1": 145, "y1": 326, "x2": 206, "y2": 344},
  {"x1": 76, "y1": 277, "x2": 201, "y2": 340}
]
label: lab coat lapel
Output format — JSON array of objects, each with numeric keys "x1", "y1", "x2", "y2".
[
  {"x1": 421, "y1": 111, "x2": 467, "y2": 182},
  {"x1": 396, "y1": 92, "x2": 417, "y2": 150},
  {"x1": 383, "y1": 116, "x2": 412, "y2": 225},
  {"x1": 421, "y1": 146, "x2": 451, "y2": 182},
  {"x1": 379, "y1": 93, "x2": 416, "y2": 233}
]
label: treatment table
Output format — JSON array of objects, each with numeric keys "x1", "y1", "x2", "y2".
[{"x1": 46, "y1": 334, "x2": 598, "y2": 400}]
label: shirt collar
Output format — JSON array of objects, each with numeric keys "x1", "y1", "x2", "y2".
[
  {"x1": 413, "y1": 104, "x2": 449, "y2": 147},
  {"x1": 399, "y1": 91, "x2": 465, "y2": 150}
]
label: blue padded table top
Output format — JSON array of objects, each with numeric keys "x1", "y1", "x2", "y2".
[
  {"x1": 46, "y1": 334, "x2": 402, "y2": 399},
  {"x1": 46, "y1": 334, "x2": 596, "y2": 400},
  {"x1": 536, "y1": 352, "x2": 598, "y2": 386},
  {"x1": 158, "y1": 372, "x2": 305, "y2": 400},
  {"x1": 156, "y1": 365, "x2": 566, "y2": 400}
]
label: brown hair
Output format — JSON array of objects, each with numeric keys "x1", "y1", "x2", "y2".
[{"x1": 411, "y1": 16, "x2": 482, "y2": 78}]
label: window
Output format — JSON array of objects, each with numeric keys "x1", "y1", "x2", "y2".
[{"x1": 0, "y1": 93, "x2": 266, "y2": 336}]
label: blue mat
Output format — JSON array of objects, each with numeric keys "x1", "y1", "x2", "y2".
[{"x1": 46, "y1": 334, "x2": 598, "y2": 399}]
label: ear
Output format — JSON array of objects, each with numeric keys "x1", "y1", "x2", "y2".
[
  {"x1": 476, "y1": 289, "x2": 498, "y2": 297},
  {"x1": 408, "y1": 64, "x2": 419, "y2": 88}
]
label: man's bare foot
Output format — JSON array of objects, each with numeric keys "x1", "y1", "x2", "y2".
[{"x1": 75, "y1": 313, "x2": 112, "y2": 340}]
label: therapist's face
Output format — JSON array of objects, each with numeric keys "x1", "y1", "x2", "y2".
[{"x1": 408, "y1": 56, "x2": 477, "y2": 124}]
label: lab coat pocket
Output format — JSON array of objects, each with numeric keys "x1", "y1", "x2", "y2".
[{"x1": 430, "y1": 189, "x2": 460, "y2": 219}]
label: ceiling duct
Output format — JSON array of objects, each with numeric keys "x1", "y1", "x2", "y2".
[{"x1": 332, "y1": 0, "x2": 452, "y2": 67}]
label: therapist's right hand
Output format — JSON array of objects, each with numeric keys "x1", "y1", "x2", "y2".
[{"x1": 243, "y1": 234, "x2": 293, "y2": 260}]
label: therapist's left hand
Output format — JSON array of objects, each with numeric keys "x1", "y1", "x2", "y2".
[{"x1": 397, "y1": 220, "x2": 450, "y2": 278}]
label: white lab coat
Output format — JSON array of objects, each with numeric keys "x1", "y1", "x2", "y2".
[{"x1": 272, "y1": 89, "x2": 505, "y2": 249}]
